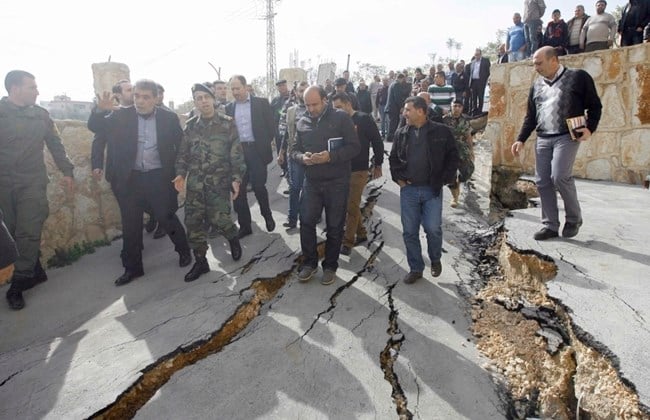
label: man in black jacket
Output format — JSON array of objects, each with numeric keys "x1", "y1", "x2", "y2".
[
  {"x1": 291, "y1": 86, "x2": 360, "y2": 286},
  {"x1": 618, "y1": 0, "x2": 650, "y2": 46},
  {"x1": 225, "y1": 75, "x2": 276, "y2": 238},
  {"x1": 331, "y1": 93, "x2": 384, "y2": 256},
  {"x1": 389, "y1": 96, "x2": 459, "y2": 284},
  {"x1": 88, "y1": 79, "x2": 191, "y2": 286},
  {"x1": 465, "y1": 48, "x2": 491, "y2": 116}
]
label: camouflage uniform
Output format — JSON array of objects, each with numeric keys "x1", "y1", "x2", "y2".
[
  {"x1": 443, "y1": 114, "x2": 474, "y2": 182},
  {"x1": 176, "y1": 110, "x2": 246, "y2": 254},
  {"x1": 0, "y1": 98, "x2": 73, "y2": 288}
]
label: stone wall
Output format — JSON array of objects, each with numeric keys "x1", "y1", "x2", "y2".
[
  {"x1": 486, "y1": 42, "x2": 650, "y2": 185},
  {"x1": 41, "y1": 120, "x2": 122, "y2": 266}
]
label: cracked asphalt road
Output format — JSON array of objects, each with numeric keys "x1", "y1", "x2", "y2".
[{"x1": 0, "y1": 155, "x2": 508, "y2": 419}]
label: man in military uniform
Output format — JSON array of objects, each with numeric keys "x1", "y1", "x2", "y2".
[
  {"x1": 0, "y1": 70, "x2": 74, "y2": 310},
  {"x1": 173, "y1": 83, "x2": 246, "y2": 282},
  {"x1": 442, "y1": 100, "x2": 474, "y2": 208}
]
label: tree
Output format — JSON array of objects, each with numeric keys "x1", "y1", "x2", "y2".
[
  {"x1": 482, "y1": 29, "x2": 507, "y2": 62},
  {"x1": 454, "y1": 41, "x2": 463, "y2": 60},
  {"x1": 353, "y1": 62, "x2": 387, "y2": 83},
  {"x1": 250, "y1": 76, "x2": 270, "y2": 99},
  {"x1": 446, "y1": 38, "x2": 456, "y2": 59}
]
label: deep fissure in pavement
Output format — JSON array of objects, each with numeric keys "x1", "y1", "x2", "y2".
[
  {"x1": 471, "y1": 228, "x2": 648, "y2": 419},
  {"x1": 89, "y1": 271, "x2": 293, "y2": 420},
  {"x1": 379, "y1": 283, "x2": 413, "y2": 420}
]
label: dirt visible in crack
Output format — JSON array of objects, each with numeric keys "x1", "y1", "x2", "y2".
[
  {"x1": 380, "y1": 283, "x2": 413, "y2": 420},
  {"x1": 89, "y1": 272, "x2": 293, "y2": 420},
  {"x1": 471, "y1": 231, "x2": 647, "y2": 419}
]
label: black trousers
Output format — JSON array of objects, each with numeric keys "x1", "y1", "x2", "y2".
[
  {"x1": 299, "y1": 176, "x2": 349, "y2": 271},
  {"x1": 113, "y1": 169, "x2": 189, "y2": 272},
  {"x1": 234, "y1": 144, "x2": 272, "y2": 230},
  {"x1": 469, "y1": 80, "x2": 486, "y2": 115}
]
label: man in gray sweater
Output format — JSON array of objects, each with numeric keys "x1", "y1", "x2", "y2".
[{"x1": 580, "y1": 0, "x2": 618, "y2": 52}]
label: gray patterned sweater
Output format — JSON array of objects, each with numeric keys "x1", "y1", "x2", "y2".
[{"x1": 517, "y1": 66, "x2": 602, "y2": 142}]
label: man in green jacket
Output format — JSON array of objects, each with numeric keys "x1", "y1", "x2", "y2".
[{"x1": 0, "y1": 70, "x2": 74, "y2": 310}]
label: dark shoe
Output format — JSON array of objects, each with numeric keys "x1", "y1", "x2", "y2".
[
  {"x1": 22, "y1": 262, "x2": 48, "y2": 291},
  {"x1": 280, "y1": 170, "x2": 287, "y2": 177},
  {"x1": 354, "y1": 236, "x2": 368, "y2": 246},
  {"x1": 283, "y1": 221, "x2": 297, "y2": 229},
  {"x1": 153, "y1": 225, "x2": 167, "y2": 239},
  {"x1": 238, "y1": 227, "x2": 253, "y2": 239},
  {"x1": 6, "y1": 289, "x2": 25, "y2": 310},
  {"x1": 403, "y1": 272, "x2": 423, "y2": 284},
  {"x1": 178, "y1": 251, "x2": 192, "y2": 267},
  {"x1": 282, "y1": 189, "x2": 290, "y2": 195},
  {"x1": 340, "y1": 245, "x2": 352, "y2": 256},
  {"x1": 115, "y1": 270, "x2": 144, "y2": 286},
  {"x1": 229, "y1": 237, "x2": 242, "y2": 261},
  {"x1": 184, "y1": 258, "x2": 210, "y2": 282},
  {"x1": 145, "y1": 218, "x2": 157, "y2": 233},
  {"x1": 265, "y1": 215, "x2": 276, "y2": 232},
  {"x1": 533, "y1": 228, "x2": 559, "y2": 241},
  {"x1": 320, "y1": 269, "x2": 336, "y2": 285},
  {"x1": 297, "y1": 265, "x2": 317, "y2": 282},
  {"x1": 431, "y1": 261, "x2": 442, "y2": 278},
  {"x1": 562, "y1": 220, "x2": 583, "y2": 238}
]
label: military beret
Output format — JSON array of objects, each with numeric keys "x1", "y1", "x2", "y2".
[
  {"x1": 275, "y1": 79, "x2": 287, "y2": 86},
  {"x1": 191, "y1": 83, "x2": 215, "y2": 99}
]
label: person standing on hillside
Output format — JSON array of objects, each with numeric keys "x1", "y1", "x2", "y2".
[
  {"x1": 507, "y1": 12, "x2": 528, "y2": 62},
  {"x1": 1, "y1": 70, "x2": 75, "y2": 309},
  {"x1": 466, "y1": 48, "x2": 491, "y2": 116},
  {"x1": 511, "y1": 47, "x2": 602, "y2": 241},
  {"x1": 618, "y1": 0, "x2": 650, "y2": 47},
  {"x1": 580, "y1": 0, "x2": 618, "y2": 52},
  {"x1": 566, "y1": 5, "x2": 590, "y2": 54},
  {"x1": 543, "y1": 9, "x2": 569, "y2": 55},
  {"x1": 523, "y1": 0, "x2": 547, "y2": 57}
]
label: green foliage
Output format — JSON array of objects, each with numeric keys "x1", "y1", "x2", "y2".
[
  {"x1": 482, "y1": 29, "x2": 508, "y2": 62},
  {"x1": 47, "y1": 239, "x2": 111, "y2": 268}
]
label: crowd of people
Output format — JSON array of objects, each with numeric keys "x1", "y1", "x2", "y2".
[
  {"x1": 505, "y1": 0, "x2": 649, "y2": 61},
  {"x1": 0, "y1": 62, "x2": 480, "y2": 309},
  {"x1": 4, "y1": 0, "x2": 637, "y2": 310}
]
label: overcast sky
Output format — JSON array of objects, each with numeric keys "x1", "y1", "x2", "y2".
[{"x1": 1, "y1": 0, "x2": 624, "y2": 105}]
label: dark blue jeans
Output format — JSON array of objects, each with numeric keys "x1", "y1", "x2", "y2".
[
  {"x1": 287, "y1": 159, "x2": 305, "y2": 224},
  {"x1": 299, "y1": 176, "x2": 349, "y2": 271},
  {"x1": 400, "y1": 184, "x2": 443, "y2": 273}
]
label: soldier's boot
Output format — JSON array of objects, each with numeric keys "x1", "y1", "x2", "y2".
[
  {"x1": 229, "y1": 237, "x2": 242, "y2": 261},
  {"x1": 22, "y1": 258, "x2": 48, "y2": 291},
  {"x1": 449, "y1": 181, "x2": 460, "y2": 208},
  {"x1": 184, "y1": 250, "x2": 210, "y2": 282}
]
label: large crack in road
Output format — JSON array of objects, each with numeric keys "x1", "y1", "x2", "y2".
[
  {"x1": 88, "y1": 178, "x2": 401, "y2": 419},
  {"x1": 89, "y1": 270, "x2": 295, "y2": 420}
]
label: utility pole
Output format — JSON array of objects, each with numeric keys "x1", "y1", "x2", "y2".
[{"x1": 264, "y1": 0, "x2": 278, "y2": 100}]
